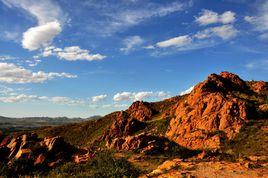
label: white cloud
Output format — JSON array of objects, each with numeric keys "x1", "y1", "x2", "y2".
[
  {"x1": 2, "y1": 0, "x2": 65, "y2": 50},
  {"x1": 259, "y1": 32, "x2": 268, "y2": 40},
  {"x1": 0, "y1": 94, "x2": 85, "y2": 106},
  {"x1": 195, "y1": 25, "x2": 238, "y2": 40},
  {"x1": 113, "y1": 92, "x2": 133, "y2": 102},
  {"x1": 133, "y1": 91, "x2": 154, "y2": 101},
  {"x1": 245, "y1": 60, "x2": 268, "y2": 71},
  {"x1": 92, "y1": 94, "x2": 107, "y2": 102},
  {"x1": 120, "y1": 36, "x2": 144, "y2": 53},
  {"x1": 50, "y1": 96, "x2": 85, "y2": 105},
  {"x1": 244, "y1": 0, "x2": 268, "y2": 33},
  {"x1": 179, "y1": 86, "x2": 194, "y2": 96},
  {"x1": 22, "y1": 21, "x2": 61, "y2": 51},
  {"x1": 0, "y1": 55, "x2": 17, "y2": 61},
  {"x1": 150, "y1": 25, "x2": 237, "y2": 53},
  {"x1": 26, "y1": 59, "x2": 42, "y2": 67},
  {"x1": 196, "y1": 9, "x2": 236, "y2": 26},
  {"x1": 1, "y1": 31, "x2": 20, "y2": 41},
  {"x1": 0, "y1": 62, "x2": 76, "y2": 84},
  {"x1": 102, "y1": 103, "x2": 129, "y2": 109},
  {"x1": 0, "y1": 86, "x2": 85, "y2": 105},
  {"x1": 113, "y1": 91, "x2": 169, "y2": 102},
  {"x1": 2, "y1": 0, "x2": 64, "y2": 25},
  {"x1": 244, "y1": 16, "x2": 255, "y2": 23},
  {"x1": 84, "y1": 1, "x2": 187, "y2": 35},
  {"x1": 42, "y1": 46, "x2": 106, "y2": 61},
  {"x1": 144, "y1": 45, "x2": 155, "y2": 49},
  {"x1": 156, "y1": 35, "x2": 192, "y2": 48},
  {"x1": 0, "y1": 94, "x2": 43, "y2": 103}
]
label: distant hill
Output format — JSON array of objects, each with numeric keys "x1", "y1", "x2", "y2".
[{"x1": 0, "y1": 115, "x2": 101, "y2": 133}]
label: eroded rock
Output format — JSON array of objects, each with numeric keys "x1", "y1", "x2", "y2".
[
  {"x1": 126, "y1": 101, "x2": 156, "y2": 121},
  {"x1": 0, "y1": 133, "x2": 75, "y2": 167},
  {"x1": 166, "y1": 72, "x2": 251, "y2": 150}
]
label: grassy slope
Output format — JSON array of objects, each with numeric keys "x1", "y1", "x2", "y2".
[
  {"x1": 222, "y1": 119, "x2": 268, "y2": 159},
  {"x1": 36, "y1": 112, "x2": 118, "y2": 147},
  {"x1": 222, "y1": 82, "x2": 268, "y2": 160},
  {"x1": 35, "y1": 95, "x2": 185, "y2": 147}
]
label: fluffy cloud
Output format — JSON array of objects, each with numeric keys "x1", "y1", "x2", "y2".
[
  {"x1": 195, "y1": 25, "x2": 238, "y2": 40},
  {"x1": 42, "y1": 46, "x2": 106, "y2": 61},
  {"x1": 120, "y1": 36, "x2": 144, "y2": 53},
  {"x1": 92, "y1": 94, "x2": 107, "y2": 102},
  {"x1": 0, "y1": 62, "x2": 76, "y2": 84},
  {"x1": 179, "y1": 86, "x2": 194, "y2": 96},
  {"x1": 113, "y1": 91, "x2": 169, "y2": 102},
  {"x1": 2, "y1": 0, "x2": 64, "y2": 50},
  {"x1": 196, "y1": 9, "x2": 236, "y2": 26},
  {"x1": 113, "y1": 92, "x2": 133, "y2": 102},
  {"x1": 22, "y1": 21, "x2": 61, "y2": 51},
  {"x1": 156, "y1": 35, "x2": 192, "y2": 48}
]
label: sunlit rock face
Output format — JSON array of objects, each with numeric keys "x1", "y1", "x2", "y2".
[{"x1": 166, "y1": 72, "x2": 252, "y2": 150}]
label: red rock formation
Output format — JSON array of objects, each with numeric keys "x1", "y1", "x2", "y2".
[
  {"x1": 106, "y1": 133, "x2": 172, "y2": 155},
  {"x1": 166, "y1": 72, "x2": 250, "y2": 150},
  {"x1": 126, "y1": 101, "x2": 156, "y2": 121},
  {"x1": 102, "y1": 111, "x2": 146, "y2": 144},
  {"x1": 250, "y1": 81, "x2": 268, "y2": 93},
  {"x1": 220, "y1": 71, "x2": 247, "y2": 90},
  {"x1": 0, "y1": 133, "x2": 75, "y2": 167}
]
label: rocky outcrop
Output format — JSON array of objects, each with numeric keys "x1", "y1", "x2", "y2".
[
  {"x1": 102, "y1": 110, "x2": 180, "y2": 154},
  {"x1": 102, "y1": 111, "x2": 146, "y2": 144},
  {"x1": 219, "y1": 71, "x2": 248, "y2": 90},
  {"x1": 106, "y1": 133, "x2": 172, "y2": 155},
  {"x1": 126, "y1": 101, "x2": 156, "y2": 121},
  {"x1": 166, "y1": 72, "x2": 251, "y2": 150},
  {"x1": 250, "y1": 81, "x2": 268, "y2": 93},
  {"x1": 0, "y1": 133, "x2": 75, "y2": 167}
]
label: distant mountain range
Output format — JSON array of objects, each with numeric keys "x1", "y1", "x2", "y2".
[{"x1": 0, "y1": 115, "x2": 101, "y2": 133}]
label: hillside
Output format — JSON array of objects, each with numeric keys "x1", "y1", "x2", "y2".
[{"x1": 0, "y1": 71, "x2": 267, "y2": 177}]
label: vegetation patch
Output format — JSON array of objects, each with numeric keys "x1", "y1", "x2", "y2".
[
  {"x1": 47, "y1": 151, "x2": 140, "y2": 178},
  {"x1": 36, "y1": 112, "x2": 117, "y2": 146},
  {"x1": 222, "y1": 120, "x2": 268, "y2": 161}
]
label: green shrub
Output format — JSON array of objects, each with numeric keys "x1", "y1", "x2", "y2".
[{"x1": 48, "y1": 151, "x2": 140, "y2": 178}]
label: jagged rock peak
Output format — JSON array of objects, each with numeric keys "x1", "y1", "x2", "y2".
[{"x1": 190, "y1": 71, "x2": 247, "y2": 96}]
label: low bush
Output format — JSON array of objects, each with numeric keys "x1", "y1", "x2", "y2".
[{"x1": 48, "y1": 150, "x2": 140, "y2": 178}]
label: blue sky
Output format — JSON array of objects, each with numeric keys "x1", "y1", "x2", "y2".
[{"x1": 0, "y1": 0, "x2": 268, "y2": 118}]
